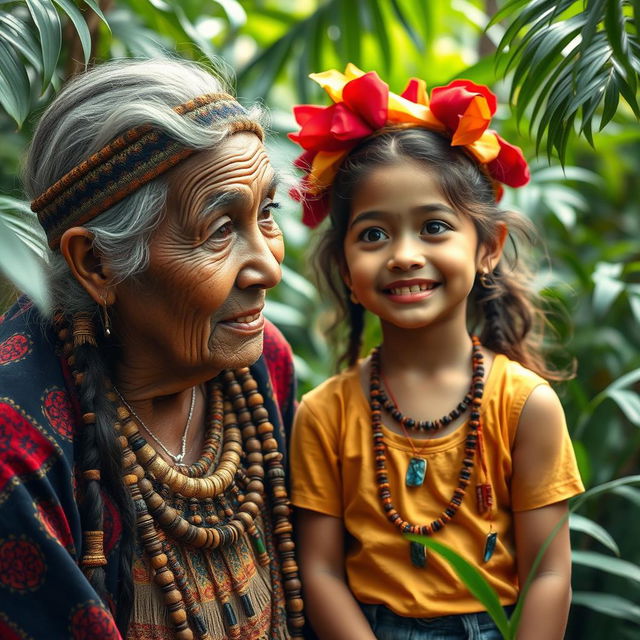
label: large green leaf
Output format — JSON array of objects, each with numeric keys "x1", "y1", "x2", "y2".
[
  {"x1": 0, "y1": 37, "x2": 31, "y2": 126},
  {"x1": 572, "y1": 550, "x2": 640, "y2": 584},
  {"x1": 52, "y1": 0, "x2": 92, "y2": 65},
  {"x1": 0, "y1": 12, "x2": 42, "y2": 70},
  {"x1": 405, "y1": 535, "x2": 510, "y2": 638},
  {"x1": 0, "y1": 200, "x2": 49, "y2": 312},
  {"x1": 572, "y1": 592, "x2": 640, "y2": 624},
  {"x1": 25, "y1": 0, "x2": 61, "y2": 89},
  {"x1": 569, "y1": 513, "x2": 620, "y2": 556},
  {"x1": 492, "y1": 0, "x2": 640, "y2": 163}
]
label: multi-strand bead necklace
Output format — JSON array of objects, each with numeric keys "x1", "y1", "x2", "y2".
[
  {"x1": 61, "y1": 313, "x2": 304, "y2": 639},
  {"x1": 369, "y1": 336, "x2": 496, "y2": 567}
]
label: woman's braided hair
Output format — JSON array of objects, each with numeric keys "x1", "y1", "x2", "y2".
[{"x1": 312, "y1": 127, "x2": 566, "y2": 380}]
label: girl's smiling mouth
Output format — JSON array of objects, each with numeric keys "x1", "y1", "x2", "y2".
[{"x1": 382, "y1": 279, "x2": 441, "y2": 302}]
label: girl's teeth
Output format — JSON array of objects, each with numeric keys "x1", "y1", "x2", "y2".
[{"x1": 389, "y1": 283, "x2": 435, "y2": 294}]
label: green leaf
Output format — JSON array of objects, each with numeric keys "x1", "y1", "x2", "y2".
[
  {"x1": 25, "y1": 0, "x2": 61, "y2": 89},
  {"x1": 364, "y1": 0, "x2": 391, "y2": 73},
  {"x1": 264, "y1": 299, "x2": 306, "y2": 328},
  {"x1": 405, "y1": 535, "x2": 510, "y2": 638},
  {"x1": 82, "y1": 0, "x2": 110, "y2": 31},
  {"x1": 389, "y1": 0, "x2": 423, "y2": 51},
  {"x1": 0, "y1": 37, "x2": 31, "y2": 126},
  {"x1": 572, "y1": 550, "x2": 640, "y2": 584},
  {"x1": 572, "y1": 592, "x2": 640, "y2": 624},
  {"x1": 52, "y1": 0, "x2": 92, "y2": 65},
  {"x1": 0, "y1": 209, "x2": 50, "y2": 312},
  {"x1": 338, "y1": 0, "x2": 361, "y2": 65},
  {"x1": 611, "y1": 485, "x2": 640, "y2": 509},
  {"x1": 592, "y1": 261, "x2": 624, "y2": 317},
  {"x1": 569, "y1": 514, "x2": 620, "y2": 556},
  {"x1": 606, "y1": 389, "x2": 640, "y2": 426},
  {"x1": 0, "y1": 13, "x2": 42, "y2": 70}
]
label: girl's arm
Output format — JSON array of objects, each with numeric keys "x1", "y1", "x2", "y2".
[
  {"x1": 297, "y1": 508, "x2": 377, "y2": 640},
  {"x1": 512, "y1": 385, "x2": 573, "y2": 640}
]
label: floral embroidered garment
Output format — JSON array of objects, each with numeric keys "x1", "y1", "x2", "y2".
[{"x1": 0, "y1": 298, "x2": 296, "y2": 640}]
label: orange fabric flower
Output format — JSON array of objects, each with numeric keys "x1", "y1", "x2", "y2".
[{"x1": 290, "y1": 64, "x2": 530, "y2": 227}]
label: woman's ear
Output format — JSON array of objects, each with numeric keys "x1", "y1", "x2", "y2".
[
  {"x1": 59, "y1": 227, "x2": 115, "y2": 305},
  {"x1": 478, "y1": 222, "x2": 508, "y2": 273}
]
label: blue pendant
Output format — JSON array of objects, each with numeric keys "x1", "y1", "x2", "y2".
[
  {"x1": 406, "y1": 457, "x2": 427, "y2": 487},
  {"x1": 410, "y1": 541, "x2": 427, "y2": 568},
  {"x1": 483, "y1": 531, "x2": 498, "y2": 563}
]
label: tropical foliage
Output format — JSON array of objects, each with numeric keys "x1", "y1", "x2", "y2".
[{"x1": 0, "y1": 2, "x2": 639, "y2": 638}]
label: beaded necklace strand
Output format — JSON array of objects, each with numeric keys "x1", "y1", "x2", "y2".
[
  {"x1": 369, "y1": 336, "x2": 496, "y2": 567},
  {"x1": 60, "y1": 313, "x2": 304, "y2": 639}
]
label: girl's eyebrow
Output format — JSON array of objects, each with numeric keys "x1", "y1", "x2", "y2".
[{"x1": 349, "y1": 204, "x2": 457, "y2": 229}]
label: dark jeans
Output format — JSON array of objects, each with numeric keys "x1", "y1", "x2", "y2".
[{"x1": 360, "y1": 603, "x2": 515, "y2": 640}]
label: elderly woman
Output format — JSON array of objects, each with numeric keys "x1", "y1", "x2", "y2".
[{"x1": 0, "y1": 59, "x2": 303, "y2": 640}]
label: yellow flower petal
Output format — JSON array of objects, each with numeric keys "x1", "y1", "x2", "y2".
[
  {"x1": 388, "y1": 92, "x2": 445, "y2": 130},
  {"x1": 309, "y1": 63, "x2": 367, "y2": 103},
  {"x1": 465, "y1": 132, "x2": 501, "y2": 164},
  {"x1": 308, "y1": 150, "x2": 349, "y2": 193}
]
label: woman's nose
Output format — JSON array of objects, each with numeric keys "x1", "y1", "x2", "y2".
[
  {"x1": 386, "y1": 237, "x2": 426, "y2": 271},
  {"x1": 237, "y1": 229, "x2": 284, "y2": 290}
]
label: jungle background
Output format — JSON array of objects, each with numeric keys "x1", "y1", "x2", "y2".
[{"x1": 0, "y1": 1, "x2": 639, "y2": 638}]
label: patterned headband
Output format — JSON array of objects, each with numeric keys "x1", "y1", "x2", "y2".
[
  {"x1": 32, "y1": 93, "x2": 263, "y2": 249},
  {"x1": 288, "y1": 64, "x2": 530, "y2": 228}
]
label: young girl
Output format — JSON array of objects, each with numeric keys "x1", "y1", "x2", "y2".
[{"x1": 288, "y1": 65, "x2": 584, "y2": 640}]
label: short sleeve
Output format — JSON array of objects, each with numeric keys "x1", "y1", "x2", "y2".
[
  {"x1": 289, "y1": 397, "x2": 343, "y2": 518},
  {"x1": 510, "y1": 385, "x2": 584, "y2": 512}
]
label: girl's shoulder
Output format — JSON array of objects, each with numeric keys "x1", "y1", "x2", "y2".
[{"x1": 488, "y1": 352, "x2": 550, "y2": 395}]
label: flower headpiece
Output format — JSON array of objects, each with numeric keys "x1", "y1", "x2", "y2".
[{"x1": 289, "y1": 64, "x2": 530, "y2": 228}]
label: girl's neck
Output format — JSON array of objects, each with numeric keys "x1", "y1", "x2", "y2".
[{"x1": 379, "y1": 316, "x2": 472, "y2": 374}]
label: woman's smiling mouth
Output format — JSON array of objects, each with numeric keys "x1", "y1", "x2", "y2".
[{"x1": 219, "y1": 308, "x2": 265, "y2": 333}]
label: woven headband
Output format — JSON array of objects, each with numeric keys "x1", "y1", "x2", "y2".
[
  {"x1": 32, "y1": 93, "x2": 263, "y2": 249},
  {"x1": 288, "y1": 64, "x2": 530, "y2": 228}
]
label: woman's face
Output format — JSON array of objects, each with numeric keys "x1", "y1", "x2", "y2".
[{"x1": 112, "y1": 132, "x2": 284, "y2": 381}]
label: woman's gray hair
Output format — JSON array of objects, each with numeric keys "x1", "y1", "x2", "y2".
[{"x1": 24, "y1": 58, "x2": 264, "y2": 315}]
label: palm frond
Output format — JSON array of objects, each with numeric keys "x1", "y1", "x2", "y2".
[{"x1": 491, "y1": 0, "x2": 640, "y2": 163}]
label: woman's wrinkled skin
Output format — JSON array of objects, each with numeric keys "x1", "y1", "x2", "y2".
[{"x1": 60, "y1": 132, "x2": 284, "y2": 462}]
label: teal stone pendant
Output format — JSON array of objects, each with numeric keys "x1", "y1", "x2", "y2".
[
  {"x1": 409, "y1": 541, "x2": 427, "y2": 568},
  {"x1": 483, "y1": 531, "x2": 498, "y2": 563},
  {"x1": 405, "y1": 457, "x2": 427, "y2": 487}
]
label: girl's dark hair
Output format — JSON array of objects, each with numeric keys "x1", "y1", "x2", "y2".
[{"x1": 312, "y1": 126, "x2": 564, "y2": 380}]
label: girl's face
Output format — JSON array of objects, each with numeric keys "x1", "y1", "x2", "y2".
[{"x1": 342, "y1": 160, "x2": 492, "y2": 333}]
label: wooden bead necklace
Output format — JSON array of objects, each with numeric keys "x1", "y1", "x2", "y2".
[
  {"x1": 373, "y1": 350, "x2": 473, "y2": 432},
  {"x1": 369, "y1": 336, "x2": 496, "y2": 567},
  {"x1": 59, "y1": 314, "x2": 304, "y2": 638}
]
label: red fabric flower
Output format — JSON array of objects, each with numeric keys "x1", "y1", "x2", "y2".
[
  {"x1": 487, "y1": 133, "x2": 530, "y2": 187},
  {"x1": 289, "y1": 65, "x2": 530, "y2": 227}
]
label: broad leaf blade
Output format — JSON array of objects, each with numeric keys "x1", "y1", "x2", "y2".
[
  {"x1": 0, "y1": 38, "x2": 31, "y2": 126},
  {"x1": 405, "y1": 535, "x2": 510, "y2": 638},
  {"x1": 53, "y1": 0, "x2": 92, "y2": 65},
  {"x1": 25, "y1": 0, "x2": 61, "y2": 89}
]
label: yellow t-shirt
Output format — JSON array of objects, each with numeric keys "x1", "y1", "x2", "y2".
[{"x1": 290, "y1": 354, "x2": 584, "y2": 618}]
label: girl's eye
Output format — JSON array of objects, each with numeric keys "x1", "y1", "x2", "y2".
[
  {"x1": 423, "y1": 220, "x2": 451, "y2": 235},
  {"x1": 359, "y1": 227, "x2": 388, "y2": 243}
]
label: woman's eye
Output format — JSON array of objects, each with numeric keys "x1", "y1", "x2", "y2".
[
  {"x1": 359, "y1": 227, "x2": 388, "y2": 243},
  {"x1": 206, "y1": 217, "x2": 233, "y2": 243},
  {"x1": 423, "y1": 220, "x2": 450, "y2": 235},
  {"x1": 260, "y1": 201, "x2": 281, "y2": 222}
]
